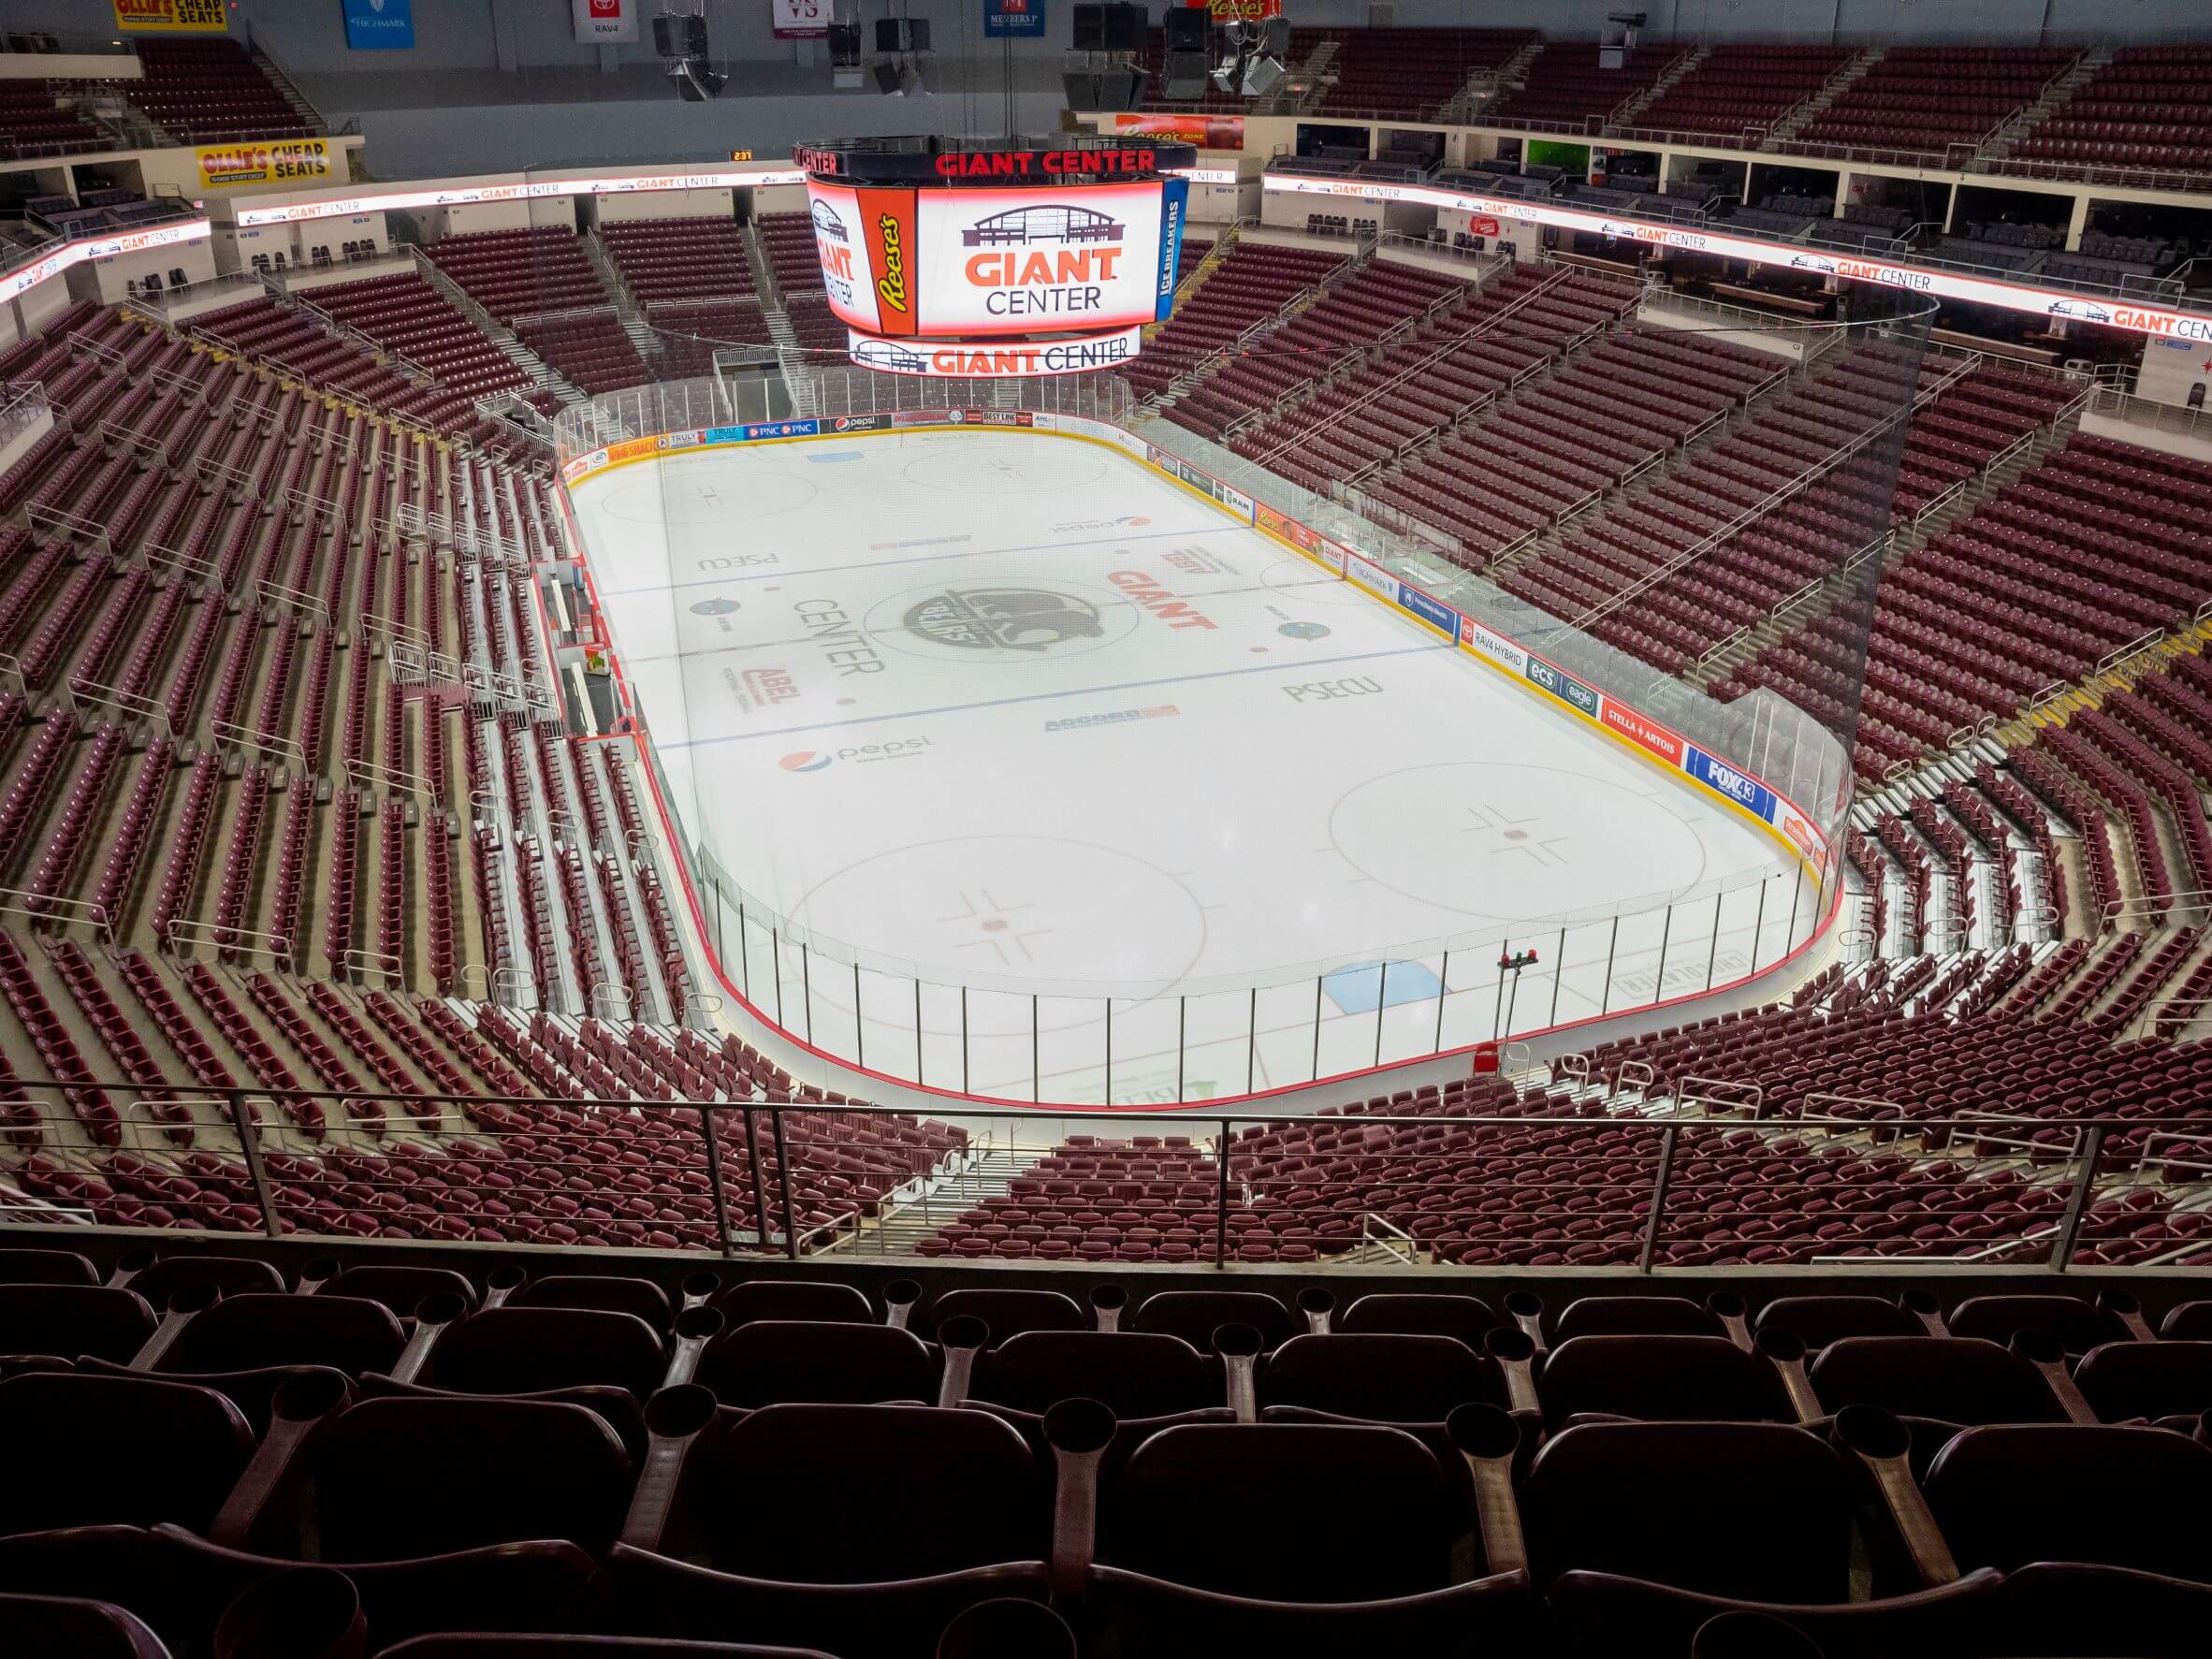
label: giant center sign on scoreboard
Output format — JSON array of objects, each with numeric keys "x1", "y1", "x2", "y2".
[{"x1": 798, "y1": 138, "x2": 1190, "y2": 375}]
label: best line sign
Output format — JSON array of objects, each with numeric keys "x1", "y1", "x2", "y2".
[{"x1": 1264, "y1": 172, "x2": 2212, "y2": 344}]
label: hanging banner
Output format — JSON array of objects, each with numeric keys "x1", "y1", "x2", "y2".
[
  {"x1": 1114, "y1": 112, "x2": 1245, "y2": 150},
  {"x1": 342, "y1": 0, "x2": 415, "y2": 51},
  {"x1": 112, "y1": 0, "x2": 228, "y2": 30},
  {"x1": 572, "y1": 0, "x2": 638, "y2": 44},
  {"x1": 772, "y1": 0, "x2": 832, "y2": 39},
  {"x1": 195, "y1": 138, "x2": 334, "y2": 191},
  {"x1": 985, "y1": 0, "x2": 1047, "y2": 37}
]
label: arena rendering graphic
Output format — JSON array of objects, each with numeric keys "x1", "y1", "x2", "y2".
[{"x1": 5, "y1": 14, "x2": 2212, "y2": 1657}]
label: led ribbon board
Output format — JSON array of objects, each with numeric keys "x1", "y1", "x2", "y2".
[{"x1": 1265, "y1": 172, "x2": 2212, "y2": 344}]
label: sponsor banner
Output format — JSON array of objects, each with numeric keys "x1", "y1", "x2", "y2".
[
  {"x1": 807, "y1": 182, "x2": 884, "y2": 334},
  {"x1": 1460, "y1": 616, "x2": 1529, "y2": 676},
  {"x1": 604, "y1": 436, "x2": 661, "y2": 466},
  {"x1": 1114, "y1": 113, "x2": 1246, "y2": 150},
  {"x1": 1190, "y1": 0, "x2": 1282, "y2": 16},
  {"x1": 822, "y1": 413, "x2": 887, "y2": 435},
  {"x1": 1779, "y1": 805, "x2": 1826, "y2": 860},
  {"x1": 984, "y1": 0, "x2": 1047, "y2": 37},
  {"x1": 114, "y1": 0, "x2": 226, "y2": 30},
  {"x1": 858, "y1": 187, "x2": 919, "y2": 338},
  {"x1": 1343, "y1": 554, "x2": 1396, "y2": 603},
  {"x1": 772, "y1": 0, "x2": 830, "y2": 38},
  {"x1": 1397, "y1": 581, "x2": 1461, "y2": 638},
  {"x1": 917, "y1": 183, "x2": 1167, "y2": 337},
  {"x1": 1045, "y1": 705, "x2": 1180, "y2": 734},
  {"x1": 575, "y1": 0, "x2": 639, "y2": 43},
  {"x1": 1525, "y1": 654, "x2": 1601, "y2": 720},
  {"x1": 342, "y1": 0, "x2": 414, "y2": 51},
  {"x1": 233, "y1": 169, "x2": 804, "y2": 229},
  {"x1": 1597, "y1": 696, "x2": 1685, "y2": 766},
  {"x1": 1684, "y1": 745, "x2": 1780, "y2": 824},
  {"x1": 1261, "y1": 172, "x2": 2212, "y2": 347},
  {"x1": 1155, "y1": 176, "x2": 1188, "y2": 322},
  {"x1": 1221, "y1": 482, "x2": 1255, "y2": 522},
  {"x1": 847, "y1": 327, "x2": 1142, "y2": 377},
  {"x1": 2, "y1": 218, "x2": 210, "y2": 306},
  {"x1": 745, "y1": 419, "x2": 820, "y2": 441},
  {"x1": 196, "y1": 139, "x2": 333, "y2": 192}
]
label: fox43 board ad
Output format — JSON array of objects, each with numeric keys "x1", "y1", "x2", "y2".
[{"x1": 808, "y1": 179, "x2": 1186, "y2": 341}]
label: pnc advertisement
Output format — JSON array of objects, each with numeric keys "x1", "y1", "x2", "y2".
[{"x1": 808, "y1": 179, "x2": 1185, "y2": 341}]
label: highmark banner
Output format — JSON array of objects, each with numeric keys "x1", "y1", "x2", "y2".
[
  {"x1": 195, "y1": 139, "x2": 334, "y2": 191},
  {"x1": 559, "y1": 412, "x2": 1830, "y2": 871}
]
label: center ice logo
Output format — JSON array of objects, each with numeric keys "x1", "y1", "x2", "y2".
[{"x1": 903, "y1": 588, "x2": 1106, "y2": 653}]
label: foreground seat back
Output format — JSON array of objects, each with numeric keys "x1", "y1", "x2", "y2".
[
  {"x1": 1754, "y1": 1295, "x2": 1922, "y2": 1350},
  {"x1": 1944, "y1": 1295, "x2": 2125, "y2": 1355},
  {"x1": 925, "y1": 1288, "x2": 1085, "y2": 1343},
  {"x1": 2074, "y1": 1340, "x2": 2212, "y2": 1424},
  {"x1": 125, "y1": 1257, "x2": 285, "y2": 1304},
  {"x1": 1925, "y1": 1424, "x2": 2212, "y2": 1582},
  {"x1": 1131, "y1": 1291, "x2": 1294, "y2": 1351},
  {"x1": 695, "y1": 1320, "x2": 935, "y2": 1407},
  {"x1": 310, "y1": 1395, "x2": 634, "y2": 1561},
  {"x1": 1257, "y1": 1332, "x2": 1502, "y2": 1421},
  {"x1": 695, "y1": 1404, "x2": 1041, "y2": 1581},
  {"x1": 509, "y1": 1274, "x2": 673, "y2": 1333},
  {"x1": 0, "y1": 1284, "x2": 154, "y2": 1364},
  {"x1": 1104, "y1": 1422, "x2": 1455, "y2": 1602},
  {"x1": 161, "y1": 1294, "x2": 405, "y2": 1378},
  {"x1": 429, "y1": 1307, "x2": 666, "y2": 1400},
  {"x1": 1540, "y1": 1335, "x2": 1792, "y2": 1427},
  {"x1": 1525, "y1": 1421, "x2": 1853, "y2": 1604},
  {"x1": 0, "y1": 1249, "x2": 98, "y2": 1287},
  {"x1": 969, "y1": 1330, "x2": 1215, "y2": 1419},
  {"x1": 710, "y1": 1281, "x2": 873, "y2": 1329},
  {"x1": 1337, "y1": 1292, "x2": 1498, "y2": 1347},
  {"x1": 1808, "y1": 1336, "x2": 2064, "y2": 1425},
  {"x1": 0, "y1": 1593, "x2": 172, "y2": 1658},
  {"x1": 1553, "y1": 1296, "x2": 1719, "y2": 1342},
  {"x1": 0, "y1": 1372, "x2": 254, "y2": 1534},
  {"x1": 324, "y1": 1267, "x2": 481, "y2": 1320}
]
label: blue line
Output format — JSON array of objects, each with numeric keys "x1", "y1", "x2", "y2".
[{"x1": 649, "y1": 640, "x2": 1447, "y2": 751}]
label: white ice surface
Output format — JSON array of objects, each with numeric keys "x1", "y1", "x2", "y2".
[{"x1": 571, "y1": 429, "x2": 1810, "y2": 1104}]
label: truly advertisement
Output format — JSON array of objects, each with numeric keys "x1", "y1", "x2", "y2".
[
  {"x1": 1397, "y1": 581, "x2": 1460, "y2": 638},
  {"x1": 1683, "y1": 745, "x2": 1779, "y2": 824},
  {"x1": 847, "y1": 327, "x2": 1142, "y2": 377},
  {"x1": 914, "y1": 183, "x2": 1167, "y2": 337}
]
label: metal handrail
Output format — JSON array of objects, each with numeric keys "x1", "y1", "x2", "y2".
[{"x1": 5, "y1": 1079, "x2": 2205, "y2": 1271}]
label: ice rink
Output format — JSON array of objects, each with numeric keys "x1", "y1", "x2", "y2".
[{"x1": 570, "y1": 429, "x2": 1817, "y2": 1104}]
